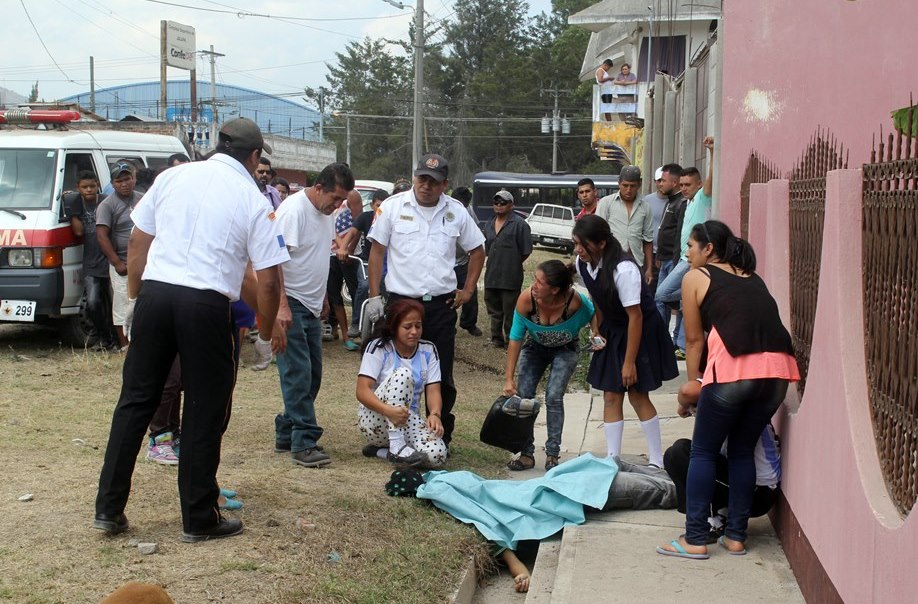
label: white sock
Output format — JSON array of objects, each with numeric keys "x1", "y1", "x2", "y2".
[
  {"x1": 604, "y1": 421, "x2": 624, "y2": 458},
  {"x1": 640, "y1": 416, "x2": 664, "y2": 467},
  {"x1": 376, "y1": 448, "x2": 389, "y2": 460},
  {"x1": 388, "y1": 429, "x2": 406, "y2": 453}
]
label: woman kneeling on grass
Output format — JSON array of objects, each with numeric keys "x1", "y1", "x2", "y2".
[
  {"x1": 503, "y1": 260, "x2": 596, "y2": 471},
  {"x1": 356, "y1": 298, "x2": 448, "y2": 468},
  {"x1": 656, "y1": 220, "x2": 798, "y2": 559}
]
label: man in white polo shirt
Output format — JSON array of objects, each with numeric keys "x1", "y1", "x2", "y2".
[
  {"x1": 94, "y1": 118, "x2": 289, "y2": 543},
  {"x1": 365, "y1": 153, "x2": 485, "y2": 448},
  {"x1": 272, "y1": 163, "x2": 354, "y2": 468}
]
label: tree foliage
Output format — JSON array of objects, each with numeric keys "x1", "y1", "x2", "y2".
[{"x1": 316, "y1": 0, "x2": 615, "y2": 182}]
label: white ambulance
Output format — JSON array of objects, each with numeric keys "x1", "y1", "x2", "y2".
[{"x1": 0, "y1": 111, "x2": 187, "y2": 344}]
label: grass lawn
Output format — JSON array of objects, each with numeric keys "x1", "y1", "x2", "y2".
[{"x1": 0, "y1": 248, "x2": 577, "y2": 603}]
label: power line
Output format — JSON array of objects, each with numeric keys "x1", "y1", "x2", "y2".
[{"x1": 18, "y1": 0, "x2": 83, "y2": 86}]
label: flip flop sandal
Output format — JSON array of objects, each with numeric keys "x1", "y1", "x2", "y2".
[
  {"x1": 718, "y1": 535, "x2": 747, "y2": 555},
  {"x1": 506, "y1": 455, "x2": 535, "y2": 471},
  {"x1": 655, "y1": 539, "x2": 710, "y2": 559}
]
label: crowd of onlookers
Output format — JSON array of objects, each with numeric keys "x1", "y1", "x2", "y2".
[{"x1": 83, "y1": 119, "x2": 799, "y2": 594}]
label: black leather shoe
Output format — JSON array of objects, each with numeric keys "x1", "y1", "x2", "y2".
[
  {"x1": 93, "y1": 513, "x2": 129, "y2": 535},
  {"x1": 182, "y1": 517, "x2": 244, "y2": 543}
]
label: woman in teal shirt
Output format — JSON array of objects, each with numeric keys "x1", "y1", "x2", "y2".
[{"x1": 503, "y1": 260, "x2": 598, "y2": 471}]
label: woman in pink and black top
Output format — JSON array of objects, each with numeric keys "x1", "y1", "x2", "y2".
[{"x1": 657, "y1": 220, "x2": 799, "y2": 560}]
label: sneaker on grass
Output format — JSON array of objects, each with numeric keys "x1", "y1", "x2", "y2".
[{"x1": 147, "y1": 432, "x2": 179, "y2": 465}]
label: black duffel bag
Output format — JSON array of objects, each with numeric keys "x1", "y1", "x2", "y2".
[{"x1": 479, "y1": 395, "x2": 541, "y2": 453}]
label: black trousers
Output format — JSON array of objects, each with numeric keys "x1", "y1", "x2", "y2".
[
  {"x1": 95, "y1": 281, "x2": 235, "y2": 533},
  {"x1": 388, "y1": 292, "x2": 458, "y2": 444},
  {"x1": 453, "y1": 263, "x2": 478, "y2": 331},
  {"x1": 663, "y1": 438, "x2": 778, "y2": 518}
]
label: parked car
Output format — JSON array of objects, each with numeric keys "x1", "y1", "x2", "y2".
[
  {"x1": 354, "y1": 180, "x2": 393, "y2": 212},
  {"x1": 526, "y1": 203, "x2": 575, "y2": 254}
]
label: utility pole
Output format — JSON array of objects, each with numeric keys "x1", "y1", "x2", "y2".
[
  {"x1": 320, "y1": 93, "x2": 325, "y2": 143},
  {"x1": 412, "y1": 0, "x2": 424, "y2": 171},
  {"x1": 381, "y1": 0, "x2": 422, "y2": 171},
  {"x1": 89, "y1": 56, "x2": 95, "y2": 114},
  {"x1": 160, "y1": 21, "x2": 167, "y2": 120},
  {"x1": 345, "y1": 115, "x2": 351, "y2": 165},
  {"x1": 199, "y1": 46, "x2": 224, "y2": 146},
  {"x1": 541, "y1": 87, "x2": 571, "y2": 173}
]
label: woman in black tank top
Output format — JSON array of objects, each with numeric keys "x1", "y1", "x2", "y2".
[{"x1": 658, "y1": 220, "x2": 798, "y2": 559}]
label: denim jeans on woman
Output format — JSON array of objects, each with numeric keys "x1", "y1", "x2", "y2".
[
  {"x1": 685, "y1": 378, "x2": 788, "y2": 545},
  {"x1": 515, "y1": 340, "x2": 579, "y2": 458}
]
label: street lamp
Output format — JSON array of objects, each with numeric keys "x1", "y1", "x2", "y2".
[{"x1": 381, "y1": 0, "x2": 423, "y2": 172}]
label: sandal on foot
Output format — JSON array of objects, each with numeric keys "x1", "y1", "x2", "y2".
[
  {"x1": 506, "y1": 455, "x2": 535, "y2": 471},
  {"x1": 718, "y1": 535, "x2": 747, "y2": 555},
  {"x1": 219, "y1": 488, "x2": 237, "y2": 499},
  {"x1": 545, "y1": 455, "x2": 559, "y2": 470},
  {"x1": 656, "y1": 538, "x2": 709, "y2": 559}
]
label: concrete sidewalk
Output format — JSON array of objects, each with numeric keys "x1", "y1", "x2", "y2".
[{"x1": 473, "y1": 366, "x2": 803, "y2": 604}]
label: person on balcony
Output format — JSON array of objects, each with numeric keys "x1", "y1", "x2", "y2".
[{"x1": 596, "y1": 59, "x2": 615, "y2": 122}]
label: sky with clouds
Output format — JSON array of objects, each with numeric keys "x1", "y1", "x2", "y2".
[{"x1": 2, "y1": 0, "x2": 554, "y2": 106}]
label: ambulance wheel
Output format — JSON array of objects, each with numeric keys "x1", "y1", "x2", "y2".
[{"x1": 58, "y1": 296, "x2": 97, "y2": 347}]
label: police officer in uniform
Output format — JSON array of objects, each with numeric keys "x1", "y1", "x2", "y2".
[
  {"x1": 365, "y1": 154, "x2": 485, "y2": 446},
  {"x1": 93, "y1": 118, "x2": 289, "y2": 542}
]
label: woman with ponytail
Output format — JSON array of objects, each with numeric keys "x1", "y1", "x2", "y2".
[
  {"x1": 657, "y1": 220, "x2": 799, "y2": 560},
  {"x1": 571, "y1": 215, "x2": 678, "y2": 468}
]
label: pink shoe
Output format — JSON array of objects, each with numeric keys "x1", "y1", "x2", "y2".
[{"x1": 146, "y1": 433, "x2": 179, "y2": 465}]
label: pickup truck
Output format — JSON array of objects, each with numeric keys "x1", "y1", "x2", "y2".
[{"x1": 526, "y1": 203, "x2": 575, "y2": 254}]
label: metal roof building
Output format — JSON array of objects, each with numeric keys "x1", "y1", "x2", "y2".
[{"x1": 61, "y1": 80, "x2": 322, "y2": 142}]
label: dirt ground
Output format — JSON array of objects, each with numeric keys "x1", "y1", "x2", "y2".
[{"x1": 0, "y1": 249, "x2": 576, "y2": 603}]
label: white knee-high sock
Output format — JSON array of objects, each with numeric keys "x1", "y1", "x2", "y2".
[
  {"x1": 604, "y1": 421, "x2": 624, "y2": 458},
  {"x1": 640, "y1": 416, "x2": 664, "y2": 467}
]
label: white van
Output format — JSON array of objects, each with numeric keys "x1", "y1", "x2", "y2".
[
  {"x1": 526, "y1": 203, "x2": 576, "y2": 254},
  {"x1": 0, "y1": 119, "x2": 187, "y2": 344}
]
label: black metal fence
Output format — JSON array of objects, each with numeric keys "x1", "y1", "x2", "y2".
[
  {"x1": 788, "y1": 129, "x2": 848, "y2": 396},
  {"x1": 862, "y1": 107, "x2": 918, "y2": 516}
]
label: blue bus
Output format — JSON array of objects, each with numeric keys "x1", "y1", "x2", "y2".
[{"x1": 471, "y1": 171, "x2": 620, "y2": 221}]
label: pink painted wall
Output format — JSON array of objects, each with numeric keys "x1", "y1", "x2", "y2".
[
  {"x1": 720, "y1": 4, "x2": 918, "y2": 600},
  {"x1": 719, "y1": 0, "x2": 917, "y2": 230},
  {"x1": 748, "y1": 172, "x2": 918, "y2": 601}
]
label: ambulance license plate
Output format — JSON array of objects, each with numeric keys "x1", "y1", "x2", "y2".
[{"x1": 0, "y1": 300, "x2": 36, "y2": 322}]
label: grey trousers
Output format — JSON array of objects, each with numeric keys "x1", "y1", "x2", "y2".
[{"x1": 598, "y1": 457, "x2": 678, "y2": 511}]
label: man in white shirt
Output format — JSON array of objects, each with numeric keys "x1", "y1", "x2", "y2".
[
  {"x1": 273, "y1": 163, "x2": 354, "y2": 468},
  {"x1": 94, "y1": 118, "x2": 288, "y2": 543},
  {"x1": 366, "y1": 154, "x2": 485, "y2": 447}
]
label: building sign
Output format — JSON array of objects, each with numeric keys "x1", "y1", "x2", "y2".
[{"x1": 165, "y1": 21, "x2": 195, "y2": 70}]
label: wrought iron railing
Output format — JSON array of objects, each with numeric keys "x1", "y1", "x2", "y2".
[
  {"x1": 863, "y1": 107, "x2": 918, "y2": 516},
  {"x1": 739, "y1": 151, "x2": 780, "y2": 240},
  {"x1": 788, "y1": 129, "x2": 847, "y2": 396}
]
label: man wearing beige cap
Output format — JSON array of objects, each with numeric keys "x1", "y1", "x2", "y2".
[
  {"x1": 94, "y1": 118, "x2": 289, "y2": 543},
  {"x1": 483, "y1": 189, "x2": 531, "y2": 348},
  {"x1": 366, "y1": 153, "x2": 485, "y2": 449}
]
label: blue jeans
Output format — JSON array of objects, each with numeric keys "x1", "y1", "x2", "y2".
[
  {"x1": 654, "y1": 259, "x2": 689, "y2": 350},
  {"x1": 515, "y1": 341, "x2": 579, "y2": 457},
  {"x1": 275, "y1": 297, "x2": 324, "y2": 452},
  {"x1": 685, "y1": 378, "x2": 788, "y2": 545}
]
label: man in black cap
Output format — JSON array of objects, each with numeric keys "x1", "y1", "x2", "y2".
[
  {"x1": 365, "y1": 154, "x2": 485, "y2": 449},
  {"x1": 93, "y1": 117, "x2": 289, "y2": 542}
]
